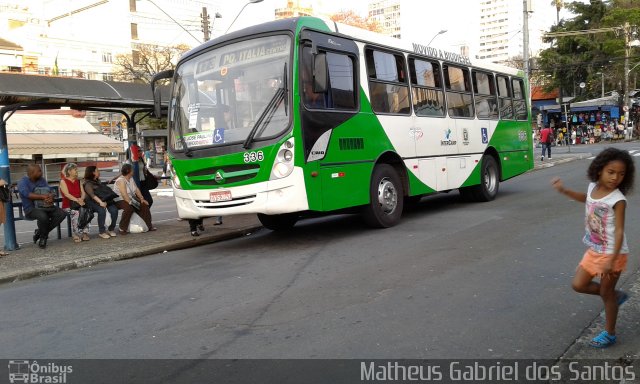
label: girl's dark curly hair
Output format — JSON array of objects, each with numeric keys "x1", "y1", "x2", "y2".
[{"x1": 587, "y1": 147, "x2": 635, "y2": 195}]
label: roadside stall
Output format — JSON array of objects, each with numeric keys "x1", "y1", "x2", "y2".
[{"x1": 569, "y1": 95, "x2": 620, "y2": 144}]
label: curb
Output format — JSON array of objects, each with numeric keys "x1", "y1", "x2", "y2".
[
  {"x1": 0, "y1": 225, "x2": 263, "y2": 285},
  {"x1": 533, "y1": 153, "x2": 593, "y2": 171}
]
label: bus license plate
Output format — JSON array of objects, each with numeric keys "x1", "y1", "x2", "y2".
[{"x1": 210, "y1": 190, "x2": 232, "y2": 202}]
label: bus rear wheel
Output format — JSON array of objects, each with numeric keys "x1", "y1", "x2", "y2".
[
  {"x1": 257, "y1": 213, "x2": 298, "y2": 231},
  {"x1": 362, "y1": 164, "x2": 404, "y2": 228},
  {"x1": 459, "y1": 155, "x2": 499, "y2": 202}
]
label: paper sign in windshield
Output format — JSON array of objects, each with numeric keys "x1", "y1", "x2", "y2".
[{"x1": 182, "y1": 131, "x2": 214, "y2": 147}]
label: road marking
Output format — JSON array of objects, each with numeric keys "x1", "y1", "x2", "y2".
[{"x1": 587, "y1": 156, "x2": 595, "y2": 160}]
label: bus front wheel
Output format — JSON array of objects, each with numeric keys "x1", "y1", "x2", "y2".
[
  {"x1": 257, "y1": 213, "x2": 298, "y2": 231},
  {"x1": 362, "y1": 164, "x2": 404, "y2": 228},
  {"x1": 460, "y1": 155, "x2": 499, "y2": 202}
]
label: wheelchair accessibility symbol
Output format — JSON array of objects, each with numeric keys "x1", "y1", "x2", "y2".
[
  {"x1": 213, "y1": 128, "x2": 224, "y2": 144},
  {"x1": 481, "y1": 127, "x2": 488, "y2": 144}
]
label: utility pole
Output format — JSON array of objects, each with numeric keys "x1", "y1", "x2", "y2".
[
  {"x1": 523, "y1": 0, "x2": 530, "y2": 81},
  {"x1": 622, "y1": 22, "x2": 634, "y2": 130},
  {"x1": 201, "y1": 7, "x2": 211, "y2": 42}
]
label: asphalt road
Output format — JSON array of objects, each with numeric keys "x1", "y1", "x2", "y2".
[{"x1": 2, "y1": 142, "x2": 640, "y2": 361}]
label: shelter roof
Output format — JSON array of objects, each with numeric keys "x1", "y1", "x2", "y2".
[{"x1": 0, "y1": 73, "x2": 168, "y2": 110}]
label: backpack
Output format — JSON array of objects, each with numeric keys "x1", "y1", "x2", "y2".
[{"x1": 545, "y1": 129, "x2": 554, "y2": 144}]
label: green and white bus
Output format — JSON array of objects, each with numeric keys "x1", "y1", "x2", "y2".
[{"x1": 152, "y1": 16, "x2": 533, "y2": 230}]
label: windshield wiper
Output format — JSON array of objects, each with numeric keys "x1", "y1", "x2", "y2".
[
  {"x1": 243, "y1": 86, "x2": 285, "y2": 149},
  {"x1": 283, "y1": 63, "x2": 288, "y2": 117}
]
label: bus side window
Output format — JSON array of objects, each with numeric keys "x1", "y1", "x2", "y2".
[
  {"x1": 301, "y1": 47, "x2": 356, "y2": 110},
  {"x1": 472, "y1": 70, "x2": 498, "y2": 119},
  {"x1": 497, "y1": 75, "x2": 514, "y2": 119},
  {"x1": 409, "y1": 57, "x2": 445, "y2": 117},
  {"x1": 512, "y1": 78, "x2": 528, "y2": 120},
  {"x1": 365, "y1": 48, "x2": 410, "y2": 115},
  {"x1": 444, "y1": 64, "x2": 474, "y2": 118}
]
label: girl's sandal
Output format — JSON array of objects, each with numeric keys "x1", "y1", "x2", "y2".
[
  {"x1": 590, "y1": 331, "x2": 616, "y2": 348},
  {"x1": 72, "y1": 236, "x2": 82, "y2": 243},
  {"x1": 0, "y1": 251, "x2": 8, "y2": 257}
]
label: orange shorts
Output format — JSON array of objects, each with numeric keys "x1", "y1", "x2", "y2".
[{"x1": 578, "y1": 248, "x2": 628, "y2": 277}]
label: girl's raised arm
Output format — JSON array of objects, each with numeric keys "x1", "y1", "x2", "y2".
[{"x1": 551, "y1": 177, "x2": 587, "y2": 203}]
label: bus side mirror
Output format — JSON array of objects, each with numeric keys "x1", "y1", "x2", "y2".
[
  {"x1": 313, "y1": 53, "x2": 328, "y2": 93},
  {"x1": 153, "y1": 87, "x2": 163, "y2": 118},
  {"x1": 150, "y1": 69, "x2": 174, "y2": 118}
]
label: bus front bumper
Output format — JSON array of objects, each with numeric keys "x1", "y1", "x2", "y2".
[{"x1": 173, "y1": 167, "x2": 309, "y2": 219}]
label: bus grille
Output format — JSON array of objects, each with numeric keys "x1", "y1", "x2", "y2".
[
  {"x1": 186, "y1": 164, "x2": 260, "y2": 186},
  {"x1": 339, "y1": 137, "x2": 364, "y2": 150}
]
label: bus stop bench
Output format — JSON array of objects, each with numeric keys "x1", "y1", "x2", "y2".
[{"x1": 11, "y1": 199, "x2": 72, "y2": 241}]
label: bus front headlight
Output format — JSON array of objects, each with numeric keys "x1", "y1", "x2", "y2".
[{"x1": 270, "y1": 139, "x2": 295, "y2": 180}]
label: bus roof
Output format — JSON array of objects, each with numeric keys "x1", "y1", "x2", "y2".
[{"x1": 181, "y1": 16, "x2": 522, "y2": 77}]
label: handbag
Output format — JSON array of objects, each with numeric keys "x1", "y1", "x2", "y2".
[
  {"x1": 34, "y1": 186, "x2": 54, "y2": 208},
  {"x1": 141, "y1": 168, "x2": 158, "y2": 190},
  {"x1": 129, "y1": 196, "x2": 141, "y2": 210},
  {"x1": 94, "y1": 183, "x2": 118, "y2": 202},
  {"x1": 0, "y1": 186, "x2": 11, "y2": 202},
  {"x1": 77, "y1": 206, "x2": 94, "y2": 229}
]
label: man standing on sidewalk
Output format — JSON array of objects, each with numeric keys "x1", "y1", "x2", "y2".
[{"x1": 540, "y1": 126, "x2": 554, "y2": 161}]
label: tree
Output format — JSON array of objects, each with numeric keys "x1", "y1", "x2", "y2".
[
  {"x1": 330, "y1": 10, "x2": 382, "y2": 33},
  {"x1": 536, "y1": 1, "x2": 640, "y2": 101},
  {"x1": 112, "y1": 43, "x2": 190, "y2": 84}
]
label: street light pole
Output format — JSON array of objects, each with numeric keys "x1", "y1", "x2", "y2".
[
  {"x1": 595, "y1": 72, "x2": 604, "y2": 98},
  {"x1": 624, "y1": 22, "x2": 631, "y2": 129},
  {"x1": 225, "y1": 0, "x2": 264, "y2": 34},
  {"x1": 600, "y1": 72, "x2": 604, "y2": 98},
  {"x1": 427, "y1": 30, "x2": 447, "y2": 46}
]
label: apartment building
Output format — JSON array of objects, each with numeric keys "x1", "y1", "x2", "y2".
[
  {"x1": 368, "y1": 0, "x2": 400, "y2": 39},
  {"x1": 0, "y1": 0, "x2": 218, "y2": 79},
  {"x1": 478, "y1": 0, "x2": 523, "y2": 63},
  {"x1": 275, "y1": 0, "x2": 313, "y2": 19}
]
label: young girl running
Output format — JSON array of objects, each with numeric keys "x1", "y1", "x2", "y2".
[{"x1": 551, "y1": 147, "x2": 635, "y2": 348}]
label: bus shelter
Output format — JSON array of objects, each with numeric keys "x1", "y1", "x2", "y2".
[{"x1": 0, "y1": 73, "x2": 168, "y2": 250}]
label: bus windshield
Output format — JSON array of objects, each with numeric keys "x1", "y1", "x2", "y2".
[{"x1": 169, "y1": 35, "x2": 291, "y2": 151}]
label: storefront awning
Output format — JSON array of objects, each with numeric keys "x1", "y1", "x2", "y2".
[
  {"x1": 570, "y1": 95, "x2": 618, "y2": 109},
  {"x1": 6, "y1": 112, "x2": 97, "y2": 133},
  {"x1": 7, "y1": 133, "x2": 123, "y2": 159}
]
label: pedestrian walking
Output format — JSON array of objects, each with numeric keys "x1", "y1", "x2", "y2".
[
  {"x1": 540, "y1": 126, "x2": 553, "y2": 161},
  {"x1": 551, "y1": 148, "x2": 635, "y2": 348},
  {"x1": 188, "y1": 218, "x2": 205, "y2": 236},
  {"x1": 0, "y1": 178, "x2": 10, "y2": 256}
]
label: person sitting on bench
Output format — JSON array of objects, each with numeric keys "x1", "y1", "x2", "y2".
[{"x1": 17, "y1": 164, "x2": 66, "y2": 249}]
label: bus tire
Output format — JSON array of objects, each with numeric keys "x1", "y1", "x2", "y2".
[
  {"x1": 257, "y1": 213, "x2": 298, "y2": 231},
  {"x1": 461, "y1": 155, "x2": 499, "y2": 202},
  {"x1": 362, "y1": 164, "x2": 404, "y2": 228}
]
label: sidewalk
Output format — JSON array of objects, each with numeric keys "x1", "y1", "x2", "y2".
[
  {"x1": 533, "y1": 145, "x2": 593, "y2": 170},
  {"x1": 0, "y1": 213, "x2": 262, "y2": 285}
]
